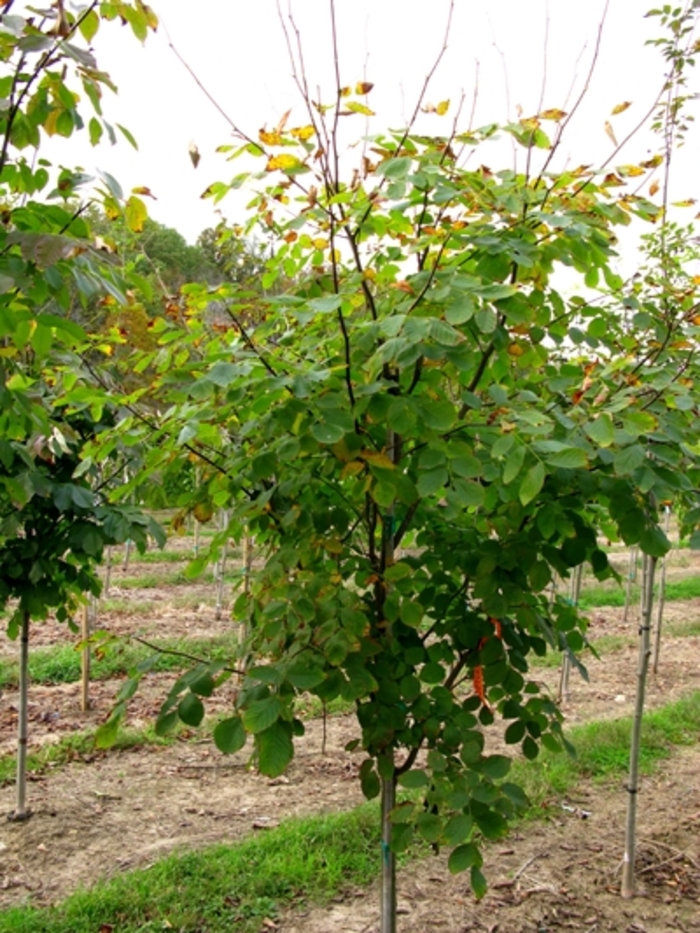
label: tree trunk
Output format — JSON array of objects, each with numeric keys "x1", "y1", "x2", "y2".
[
  {"x1": 103, "y1": 545, "x2": 113, "y2": 597},
  {"x1": 652, "y1": 507, "x2": 671, "y2": 675},
  {"x1": 621, "y1": 552, "x2": 656, "y2": 898},
  {"x1": 11, "y1": 609, "x2": 31, "y2": 821},
  {"x1": 623, "y1": 545, "x2": 638, "y2": 624},
  {"x1": 557, "y1": 563, "x2": 583, "y2": 703},
  {"x1": 380, "y1": 760, "x2": 397, "y2": 933},
  {"x1": 122, "y1": 537, "x2": 132, "y2": 573},
  {"x1": 215, "y1": 510, "x2": 229, "y2": 621},
  {"x1": 80, "y1": 601, "x2": 90, "y2": 713}
]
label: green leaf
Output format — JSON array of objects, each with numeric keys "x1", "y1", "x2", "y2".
[
  {"x1": 311, "y1": 422, "x2": 346, "y2": 444},
  {"x1": 546, "y1": 447, "x2": 588, "y2": 469},
  {"x1": 584, "y1": 414, "x2": 615, "y2": 447},
  {"x1": 214, "y1": 716, "x2": 247, "y2": 754},
  {"x1": 243, "y1": 695, "x2": 282, "y2": 733},
  {"x1": 519, "y1": 462, "x2": 545, "y2": 506},
  {"x1": 256, "y1": 721, "x2": 293, "y2": 778},
  {"x1": 286, "y1": 662, "x2": 326, "y2": 690},
  {"x1": 178, "y1": 693, "x2": 205, "y2": 727},
  {"x1": 448, "y1": 842, "x2": 480, "y2": 874},
  {"x1": 399, "y1": 599, "x2": 424, "y2": 627},
  {"x1": 503, "y1": 445, "x2": 526, "y2": 485},
  {"x1": 377, "y1": 156, "x2": 412, "y2": 179},
  {"x1": 471, "y1": 865, "x2": 488, "y2": 899},
  {"x1": 95, "y1": 714, "x2": 121, "y2": 749},
  {"x1": 504, "y1": 720, "x2": 526, "y2": 744},
  {"x1": 522, "y1": 735, "x2": 539, "y2": 760},
  {"x1": 443, "y1": 814, "x2": 473, "y2": 847},
  {"x1": 614, "y1": 445, "x2": 645, "y2": 475},
  {"x1": 639, "y1": 525, "x2": 670, "y2": 558},
  {"x1": 360, "y1": 760, "x2": 380, "y2": 799},
  {"x1": 309, "y1": 294, "x2": 343, "y2": 312},
  {"x1": 416, "y1": 812, "x2": 442, "y2": 843},
  {"x1": 397, "y1": 769, "x2": 429, "y2": 789},
  {"x1": 416, "y1": 467, "x2": 448, "y2": 497},
  {"x1": 478, "y1": 754, "x2": 511, "y2": 780}
]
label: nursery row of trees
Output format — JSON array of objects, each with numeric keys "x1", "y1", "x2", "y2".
[{"x1": 1, "y1": 2, "x2": 700, "y2": 930}]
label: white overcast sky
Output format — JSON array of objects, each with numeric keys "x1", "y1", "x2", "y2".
[{"x1": 52, "y1": 0, "x2": 699, "y2": 243}]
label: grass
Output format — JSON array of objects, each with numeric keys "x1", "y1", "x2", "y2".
[
  {"x1": 514, "y1": 690, "x2": 700, "y2": 802},
  {"x1": 1, "y1": 691, "x2": 698, "y2": 933},
  {"x1": 0, "y1": 634, "x2": 241, "y2": 689},
  {"x1": 578, "y1": 573, "x2": 700, "y2": 610},
  {"x1": 107, "y1": 548, "x2": 189, "y2": 566},
  {"x1": 0, "y1": 723, "x2": 180, "y2": 786},
  {"x1": 0, "y1": 806, "x2": 380, "y2": 933}
]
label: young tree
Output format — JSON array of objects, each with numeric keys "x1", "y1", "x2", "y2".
[
  {"x1": 97, "y1": 3, "x2": 700, "y2": 928},
  {"x1": 0, "y1": 1, "x2": 161, "y2": 816}
]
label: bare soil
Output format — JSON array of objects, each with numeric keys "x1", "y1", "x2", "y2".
[{"x1": 0, "y1": 545, "x2": 699, "y2": 932}]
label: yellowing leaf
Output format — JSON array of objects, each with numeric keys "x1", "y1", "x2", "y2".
[
  {"x1": 339, "y1": 86, "x2": 352, "y2": 98},
  {"x1": 672, "y1": 198, "x2": 697, "y2": 207},
  {"x1": 611, "y1": 101, "x2": 632, "y2": 115},
  {"x1": 290, "y1": 125, "x2": 315, "y2": 141},
  {"x1": 355, "y1": 81, "x2": 374, "y2": 95},
  {"x1": 124, "y1": 195, "x2": 147, "y2": 233},
  {"x1": 603, "y1": 173, "x2": 624, "y2": 186},
  {"x1": 649, "y1": 180, "x2": 660, "y2": 196},
  {"x1": 266, "y1": 154, "x2": 303, "y2": 172},
  {"x1": 312, "y1": 237, "x2": 328, "y2": 250},
  {"x1": 617, "y1": 164, "x2": 645, "y2": 177},
  {"x1": 276, "y1": 109, "x2": 291, "y2": 133},
  {"x1": 259, "y1": 128, "x2": 282, "y2": 146},
  {"x1": 362, "y1": 450, "x2": 396, "y2": 470},
  {"x1": 604, "y1": 121, "x2": 618, "y2": 146},
  {"x1": 132, "y1": 186, "x2": 157, "y2": 199},
  {"x1": 692, "y1": 275, "x2": 700, "y2": 285},
  {"x1": 344, "y1": 101, "x2": 375, "y2": 116},
  {"x1": 641, "y1": 154, "x2": 663, "y2": 169},
  {"x1": 436, "y1": 100, "x2": 450, "y2": 116},
  {"x1": 539, "y1": 108, "x2": 567, "y2": 121}
]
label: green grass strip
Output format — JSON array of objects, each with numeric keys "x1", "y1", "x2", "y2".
[
  {"x1": 0, "y1": 724, "x2": 178, "y2": 787},
  {"x1": 0, "y1": 635, "x2": 241, "y2": 690},
  {"x1": 513, "y1": 690, "x2": 700, "y2": 802},
  {"x1": 1, "y1": 692, "x2": 699, "y2": 933},
  {"x1": 578, "y1": 574, "x2": 700, "y2": 609},
  {"x1": 0, "y1": 807, "x2": 379, "y2": 933}
]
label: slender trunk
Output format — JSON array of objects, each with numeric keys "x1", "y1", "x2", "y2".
[
  {"x1": 621, "y1": 552, "x2": 656, "y2": 899},
  {"x1": 239, "y1": 529, "x2": 252, "y2": 645},
  {"x1": 80, "y1": 601, "x2": 90, "y2": 713},
  {"x1": 103, "y1": 545, "x2": 112, "y2": 597},
  {"x1": 379, "y1": 426, "x2": 397, "y2": 933},
  {"x1": 652, "y1": 507, "x2": 671, "y2": 675},
  {"x1": 12, "y1": 609, "x2": 31, "y2": 820},
  {"x1": 215, "y1": 510, "x2": 229, "y2": 621},
  {"x1": 380, "y1": 760, "x2": 397, "y2": 933},
  {"x1": 557, "y1": 563, "x2": 583, "y2": 703},
  {"x1": 122, "y1": 537, "x2": 132, "y2": 573},
  {"x1": 193, "y1": 467, "x2": 201, "y2": 557},
  {"x1": 623, "y1": 545, "x2": 638, "y2": 624}
]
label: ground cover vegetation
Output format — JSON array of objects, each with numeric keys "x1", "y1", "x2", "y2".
[{"x1": 1, "y1": 0, "x2": 700, "y2": 930}]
